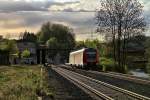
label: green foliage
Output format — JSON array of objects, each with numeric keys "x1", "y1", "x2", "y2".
[
  {"x1": 6, "y1": 40, "x2": 18, "y2": 55},
  {"x1": 75, "y1": 39, "x2": 110, "y2": 57},
  {"x1": 84, "y1": 39, "x2": 98, "y2": 48},
  {"x1": 0, "y1": 43, "x2": 8, "y2": 51},
  {"x1": 46, "y1": 37, "x2": 59, "y2": 58},
  {"x1": 38, "y1": 22, "x2": 75, "y2": 47},
  {"x1": 47, "y1": 37, "x2": 58, "y2": 49},
  {"x1": 98, "y1": 43, "x2": 110, "y2": 57},
  {"x1": 37, "y1": 22, "x2": 75, "y2": 46},
  {"x1": 76, "y1": 39, "x2": 99, "y2": 49},
  {"x1": 99, "y1": 57, "x2": 127, "y2": 73},
  {"x1": 37, "y1": 22, "x2": 75, "y2": 61},
  {"x1": 99, "y1": 57, "x2": 115, "y2": 71},
  {"x1": 21, "y1": 49, "x2": 30, "y2": 58},
  {"x1": 0, "y1": 40, "x2": 18, "y2": 55},
  {"x1": 37, "y1": 22, "x2": 52, "y2": 43},
  {"x1": 75, "y1": 41, "x2": 86, "y2": 49}
]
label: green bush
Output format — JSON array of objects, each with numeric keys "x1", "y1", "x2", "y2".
[
  {"x1": 99, "y1": 57, "x2": 128, "y2": 73},
  {"x1": 99, "y1": 57, "x2": 115, "y2": 71},
  {"x1": 21, "y1": 49, "x2": 30, "y2": 58}
]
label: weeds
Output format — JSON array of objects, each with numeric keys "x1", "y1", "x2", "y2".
[{"x1": 0, "y1": 65, "x2": 53, "y2": 100}]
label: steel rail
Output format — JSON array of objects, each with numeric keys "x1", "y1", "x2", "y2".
[
  {"x1": 56, "y1": 66, "x2": 150, "y2": 100},
  {"x1": 89, "y1": 71, "x2": 150, "y2": 85},
  {"x1": 52, "y1": 67, "x2": 114, "y2": 100}
]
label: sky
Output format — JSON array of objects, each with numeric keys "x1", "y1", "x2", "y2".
[{"x1": 0, "y1": 0, "x2": 149, "y2": 41}]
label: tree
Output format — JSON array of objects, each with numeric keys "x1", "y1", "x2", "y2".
[
  {"x1": 75, "y1": 41, "x2": 86, "y2": 49},
  {"x1": 21, "y1": 49, "x2": 30, "y2": 58},
  {"x1": 6, "y1": 40, "x2": 18, "y2": 55},
  {"x1": 96, "y1": 0, "x2": 146, "y2": 72},
  {"x1": 75, "y1": 39, "x2": 100, "y2": 49},
  {"x1": 38, "y1": 22, "x2": 75, "y2": 46},
  {"x1": 19, "y1": 31, "x2": 37, "y2": 43},
  {"x1": 84, "y1": 39, "x2": 98, "y2": 49},
  {"x1": 38, "y1": 22, "x2": 75, "y2": 62},
  {"x1": 145, "y1": 37, "x2": 150, "y2": 73},
  {"x1": 46, "y1": 37, "x2": 59, "y2": 59},
  {"x1": 37, "y1": 22, "x2": 52, "y2": 43},
  {"x1": 47, "y1": 37, "x2": 58, "y2": 49}
]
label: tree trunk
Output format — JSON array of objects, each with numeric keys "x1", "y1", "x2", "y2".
[
  {"x1": 122, "y1": 34, "x2": 126, "y2": 71},
  {"x1": 112, "y1": 26, "x2": 117, "y2": 67},
  {"x1": 117, "y1": 15, "x2": 122, "y2": 71}
]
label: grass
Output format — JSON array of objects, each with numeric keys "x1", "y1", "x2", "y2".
[{"x1": 0, "y1": 65, "x2": 53, "y2": 100}]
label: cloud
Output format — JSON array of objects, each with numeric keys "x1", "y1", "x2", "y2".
[
  {"x1": 49, "y1": 0, "x2": 99, "y2": 12},
  {"x1": 0, "y1": 11, "x2": 96, "y2": 38},
  {"x1": 48, "y1": 1, "x2": 80, "y2": 12},
  {"x1": 0, "y1": 1, "x2": 48, "y2": 13},
  {"x1": 0, "y1": 0, "x2": 150, "y2": 40},
  {"x1": 0, "y1": 0, "x2": 81, "y2": 13},
  {"x1": 0, "y1": 13, "x2": 24, "y2": 29}
]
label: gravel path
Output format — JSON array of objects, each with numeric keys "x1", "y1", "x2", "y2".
[{"x1": 46, "y1": 67, "x2": 93, "y2": 100}]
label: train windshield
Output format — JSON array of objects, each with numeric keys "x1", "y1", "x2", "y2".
[
  {"x1": 87, "y1": 52, "x2": 96, "y2": 59},
  {"x1": 86, "y1": 49, "x2": 97, "y2": 60}
]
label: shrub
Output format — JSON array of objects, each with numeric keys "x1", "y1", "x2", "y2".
[
  {"x1": 99, "y1": 57, "x2": 128, "y2": 73},
  {"x1": 21, "y1": 49, "x2": 30, "y2": 58},
  {"x1": 99, "y1": 57, "x2": 115, "y2": 71}
]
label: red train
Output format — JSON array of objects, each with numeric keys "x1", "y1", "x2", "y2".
[{"x1": 69, "y1": 48, "x2": 99, "y2": 69}]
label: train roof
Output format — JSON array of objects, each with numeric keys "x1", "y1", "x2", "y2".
[
  {"x1": 70, "y1": 48, "x2": 85, "y2": 55},
  {"x1": 70, "y1": 48, "x2": 96, "y2": 55}
]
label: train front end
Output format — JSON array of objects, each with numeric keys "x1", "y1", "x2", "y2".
[{"x1": 83, "y1": 48, "x2": 99, "y2": 67}]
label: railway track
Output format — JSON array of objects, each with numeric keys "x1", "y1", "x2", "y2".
[
  {"x1": 88, "y1": 70, "x2": 150, "y2": 85},
  {"x1": 60, "y1": 65, "x2": 150, "y2": 97},
  {"x1": 109, "y1": 71, "x2": 150, "y2": 80},
  {"x1": 63, "y1": 65, "x2": 150, "y2": 85},
  {"x1": 51, "y1": 65, "x2": 150, "y2": 100},
  {"x1": 62, "y1": 64, "x2": 150, "y2": 85}
]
